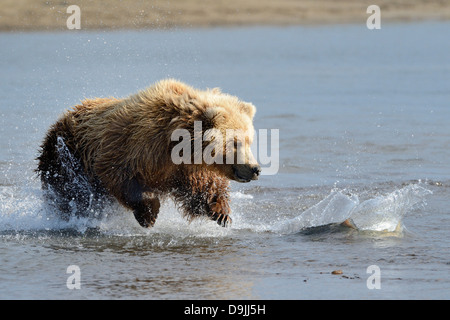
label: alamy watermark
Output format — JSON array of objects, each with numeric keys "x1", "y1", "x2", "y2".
[
  {"x1": 65, "y1": 5, "x2": 381, "y2": 30},
  {"x1": 66, "y1": 5, "x2": 81, "y2": 30},
  {"x1": 66, "y1": 265, "x2": 81, "y2": 289},
  {"x1": 170, "y1": 121, "x2": 279, "y2": 175},
  {"x1": 366, "y1": 265, "x2": 381, "y2": 289},
  {"x1": 367, "y1": 5, "x2": 381, "y2": 30}
]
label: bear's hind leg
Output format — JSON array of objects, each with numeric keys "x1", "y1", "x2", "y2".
[{"x1": 37, "y1": 125, "x2": 107, "y2": 219}]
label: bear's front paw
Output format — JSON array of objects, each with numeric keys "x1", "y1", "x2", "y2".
[
  {"x1": 133, "y1": 210, "x2": 156, "y2": 228},
  {"x1": 211, "y1": 212, "x2": 232, "y2": 227}
]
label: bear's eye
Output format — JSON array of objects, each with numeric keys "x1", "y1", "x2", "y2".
[{"x1": 234, "y1": 139, "x2": 245, "y2": 150}]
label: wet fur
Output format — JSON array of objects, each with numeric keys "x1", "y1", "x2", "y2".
[{"x1": 36, "y1": 80, "x2": 255, "y2": 227}]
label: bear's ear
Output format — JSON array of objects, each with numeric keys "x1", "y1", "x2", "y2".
[
  {"x1": 239, "y1": 102, "x2": 256, "y2": 119},
  {"x1": 208, "y1": 87, "x2": 222, "y2": 95},
  {"x1": 204, "y1": 106, "x2": 226, "y2": 125},
  {"x1": 165, "y1": 80, "x2": 189, "y2": 95}
]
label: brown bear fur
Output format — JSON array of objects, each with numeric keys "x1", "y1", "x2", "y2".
[{"x1": 37, "y1": 79, "x2": 260, "y2": 228}]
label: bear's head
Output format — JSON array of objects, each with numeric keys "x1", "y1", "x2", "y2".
[
  {"x1": 163, "y1": 80, "x2": 261, "y2": 183},
  {"x1": 202, "y1": 95, "x2": 261, "y2": 183}
]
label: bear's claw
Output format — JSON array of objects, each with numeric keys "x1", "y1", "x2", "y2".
[{"x1": 212, "y1": 213, "x2": 232, "y2": 227}]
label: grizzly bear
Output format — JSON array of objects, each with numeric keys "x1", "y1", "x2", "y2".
[{"x1": 37, "y1": 79, "x2": 260, "y2": 228}]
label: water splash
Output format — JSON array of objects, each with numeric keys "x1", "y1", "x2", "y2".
[
  {"x1": 265, "y1": 184, "x2": 432, "y2": 234},
  {"x1": 0, "y1": 182, "x2": 232, "y2": 240},
  {"x1": 0, "y1": 184, "x2": 101, "y2": 234},
  {"x1": 0, "y1": 180, "x2": 431, "y2": 237},
  {"x1": 348, "y1": 184, "x2": 432, "y2": 232},
  {"x1": 270, "y1": 190, "x2": 358, "y2": 234}
]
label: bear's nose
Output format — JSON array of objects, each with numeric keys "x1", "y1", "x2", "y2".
[{"x1": 252, "y1": 165, "x2": 261, "y2": 177}]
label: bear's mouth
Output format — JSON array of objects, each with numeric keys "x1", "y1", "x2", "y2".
[
  {"x1": 233, "y1": 171, "x2": 251, "y2": 183},
  {"x1": 232, "y1": 165, "x2": 259, "y2": 183}
]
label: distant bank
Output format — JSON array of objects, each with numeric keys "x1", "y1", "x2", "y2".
[{"x1": 1, "y1": 0, "x2": 449, "y2": 31}]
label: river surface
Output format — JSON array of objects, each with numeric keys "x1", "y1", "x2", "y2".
[{"x1": 0, "y1": 22, "x2": 449, "y2": 299}]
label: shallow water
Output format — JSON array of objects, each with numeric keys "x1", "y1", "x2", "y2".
[{"x1": 0, "y1": 22, "x2": 449, "y2": 299}]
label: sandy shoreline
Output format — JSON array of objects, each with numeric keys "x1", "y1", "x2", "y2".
[{"x1": 1, "y1": 0, "x2": 450, "y2": 31}]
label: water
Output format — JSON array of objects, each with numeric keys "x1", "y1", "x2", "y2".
[{"x1": 0, "y1": 22, "x2": 449, "y2": 299}]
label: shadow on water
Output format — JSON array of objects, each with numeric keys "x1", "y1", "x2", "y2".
[
  {"x1": 297, "y1": 223, "x2": 351, "y2": 236},
  {"x1": 294, "y1": 222, "x2": 407, "y2": 245}
]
